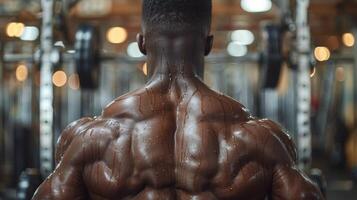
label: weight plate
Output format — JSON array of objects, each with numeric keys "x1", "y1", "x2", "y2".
[
  {"x1": 260, "y1": 24, "x2": 283, "y2": 89},
  {"x1": 75, "y1": 24, "x2": 101, "y2": 90}
]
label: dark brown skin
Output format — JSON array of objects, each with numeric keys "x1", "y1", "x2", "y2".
[{"x1": 32, "y1": 27, "x2": 324, "y2": 200}]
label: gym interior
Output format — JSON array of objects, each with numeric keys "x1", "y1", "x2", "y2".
[{"x1": 0, "y1": 0, "x2": 357, "y2": 199}]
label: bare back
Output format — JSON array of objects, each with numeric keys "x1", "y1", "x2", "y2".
[{"x1": 32, "y1": 78, "x2": 323, "y2": 200}]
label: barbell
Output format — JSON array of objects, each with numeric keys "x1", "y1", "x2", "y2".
[{"x1": 2, "y1": 23, "x2": 296, "y2": 90}]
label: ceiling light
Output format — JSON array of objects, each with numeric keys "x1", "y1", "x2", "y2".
[
  {"x1": 6, "y1": 22, "x2": 25, "y2": 37},
  {"x1": 342, "y1": 33, "x2": 355, "y2": 47},
  {"x1": 314, "y1": 46, "x2": 330, "y2": 62},
  {"x1": 107, "y1": 27, "x2": 128, "y2": 44},
  {"x1": 52, "y1": 70, "x2": 67, "y2": 87},
  {"x1": 231, "y1": 30, "x2": 255, "y2": 45},
  {"x1": 16, "y1": 64, "x2": 28, "y2": 82},
  {"x1": 241, "y1": 0, "x2": 272, "y2": 13},
  {"x1": 20, "y1": 26, "x2": 39, "y2": 41},
  {"x1": 227, "y1": 42, "x2": 248, "y2": 57}
]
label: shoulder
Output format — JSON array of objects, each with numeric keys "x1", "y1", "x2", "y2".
[
  {"x1": 55, "y1": 117, "x2": 94, "y2": 163},
  {"x1": 55, "y1": 117, "x2": 129, "y2": 164},
  {"x1": 102, "y1": 88, "x2": 154, "y2": 120},
  {"x1": 232, "y1": 118, "x2": 297, "y2": 165},
  {"x1": 197, "y1": 90, "x2": 253, "y2": 122}
]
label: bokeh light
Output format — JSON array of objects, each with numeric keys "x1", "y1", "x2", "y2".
[
  {"x1": 6, "y1": 22, "x2": 25, "y2": 37},
  {"x1": 127, "y1": 42, "x2": 144, "y2": 58},
  {"x1": 20, "y1": 26, "x2": 40, "y2": 41},
  {"x1": 142, "y1": 63, "x2": 148, "y2": 76},
  {"x1": 106, "y1": 27, "x2": 128, "y2": 44},
  {"x1": 68, "y1": 74, "x2": 80, "y2": 90},
  {"x1": 241, "y1": 0, "x2": 272, "y2": 13},
  {"x1": 314, "y1": 46, "x2": 330, "y2": 62},
  {"x1": 52, "y1": 71, "x2": 67, "y2": 87},
  {"x1": 227, "y1": 42, "x2": 248, "y2": 57},
  {"x1": 231, "y1": 30, "x2": 255, "y2": 45},
  {"x1": 342, "y1": 33, "x2": 355, "y2": 47},
  {"x1": 15, "y1": 64, "x2": 28, "y2": 82}
]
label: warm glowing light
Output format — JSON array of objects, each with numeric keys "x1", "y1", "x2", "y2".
[
  {"x1": 16, "y1": 64, "x2": 28, "y2": 82},
  {"x1": 52, "y1": 70, "x2": 67, "y2": 87},
  {"x1": 342, "y1": 33, "x2": 355, "y2": 47},
  {"x1": 107, "y1": 27, "x2": 128, "y2": 44},
  {"x1": 310, "y1": 67, "x2": 316, "y2": 78},
  {"x1": 6, "y1": 22, "x2": 25, "y2": 37},
  {"x1": 68, "y1": 74, "x2": 80, "y2": 90},
  {"x1": 314, "y1": 46, "x2": 330, "y2": 62},
  {"x1": 336, "y1": 67, "x2": 345, "y2": 82},
  {"x1": 142, "y1": 63, "x2": 148, "y2": 76}
]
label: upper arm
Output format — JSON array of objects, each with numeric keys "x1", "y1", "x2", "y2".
[
  {"x1": 271, "y1": 165, "x2": 323, "y2": 200},
  {"x1": 32, "y1": 118, "x2": 93, "y2": 200},
  {"x1": 55, "y1": 117, "x2": 93, "y2": 164},
  {"x1": 256, "y1": 119, "x2": 323, "y2": 200}
]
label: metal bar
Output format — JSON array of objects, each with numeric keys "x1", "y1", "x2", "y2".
[
  {"x1": 316, "y1": 62, "x2": 336, "y2": 147},
  {"x1": 296, "y1": 0, "x2": 312, "y2": 171},
  {"x1": 39, "y1": 0, "x2": 55, "y2": 177},
  {"x1": 3, "y1": 54, "x2": 34, "y2": 63},
  {"x1": 0, "y1": 40, "x2": 4, "y2": 169},
  {"x1": 3, "y1": 52, "x2": 260, "y2": 64},
  {"x1": 353, "y1": 29, "x2": 357, "y2": 126}
]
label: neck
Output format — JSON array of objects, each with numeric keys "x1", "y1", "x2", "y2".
[
  {"x1": 146, "y1": 35, "x2": 205, "y2": 82},
  {"x1": 147, "y1": 54, "x2": 204, "y2": 81}
]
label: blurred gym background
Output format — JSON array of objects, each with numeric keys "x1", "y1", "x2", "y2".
[{"x1": 1, "y1": 0, "x2": 357, "y2": 199}]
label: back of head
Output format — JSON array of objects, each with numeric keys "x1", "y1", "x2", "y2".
[{"x1": 142, "y1": 0, "x2": 212, "y2": 36}]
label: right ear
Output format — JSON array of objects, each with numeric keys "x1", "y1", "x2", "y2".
[{"x1": 137, "y1": 33, "x2": 147, "y2": 55}]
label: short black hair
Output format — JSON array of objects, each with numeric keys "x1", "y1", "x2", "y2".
[{"x1": 142, "y1": 0, "x2": 212, "y2": 35}]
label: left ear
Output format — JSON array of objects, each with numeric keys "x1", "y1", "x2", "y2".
[
  {"x1": 204, "y1": 35, "x2": 214, "y2": 56},
  {"x1": 137, "y1": 33, "x2": 147, "y2": 55}
]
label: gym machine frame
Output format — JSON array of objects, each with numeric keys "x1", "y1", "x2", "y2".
[{"x1": 39, "y1": 0, "x2": 55, "y2": 177}]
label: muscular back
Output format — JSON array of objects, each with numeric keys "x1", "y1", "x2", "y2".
[{"x1": 33, "y1": 78, "x2": 323, "y2": 200}]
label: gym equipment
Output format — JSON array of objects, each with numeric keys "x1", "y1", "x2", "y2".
[
  {"x1": 309, "y1": 168, "x2": 327, "y2": 197},
  {"x1": 351, "y1": 31, "x2": 357, "y2": 178},
  {"x1": 295, "y1": 0, "x2": 312, "y2": 170},
  {"x1": 0, "y1": 0, "x2": 316, "y2": 180},
  {"x1": 16, "y1": 169, "x2": 41, "y2": 200},
  {"x1": 75, "y1": 24, "x2": 101, "y2": 89},
  {"x1": 39, "y1": 0, "x2": 55, "y2": 177},
  {"x1": 260, "y1": 24, "x2": 283, "y2": 89}
]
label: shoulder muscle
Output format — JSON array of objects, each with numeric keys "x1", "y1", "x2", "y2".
[{"x1": 55, "y1": 117, "x2": 94, "y2": 164}]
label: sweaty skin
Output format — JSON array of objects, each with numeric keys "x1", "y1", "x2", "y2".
[{"x1": 33, "y1": 32, "x2": 323, "y2": 200}]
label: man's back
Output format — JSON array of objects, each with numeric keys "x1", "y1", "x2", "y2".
[
  {"x1": 33, "y1": 0, "x2": 323, "y2": 199},
  {"x1": 33, "y1": 78, "x2": 322, "y2": 199}
]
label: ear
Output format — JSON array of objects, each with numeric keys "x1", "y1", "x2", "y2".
[
  {"x1": 204, "y1": 35, "x2": 214, "y2": 56},
  {"x1": 137, "y1": 33, "x2": 147, "y2": 55}
]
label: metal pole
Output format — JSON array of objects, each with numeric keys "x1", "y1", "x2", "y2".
[
  {"x1": 39, "y1": 0, "x2": 55, "y2": 176},
  {"x1": 353, "y1": 29, "x2": 357, "y2": 127},
  {"x1": 296, "y1": 0, "x2": 312, "y2": 170},
  {"x1": 0, "y1": 40, "x2": 4, "y2": 169}
]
